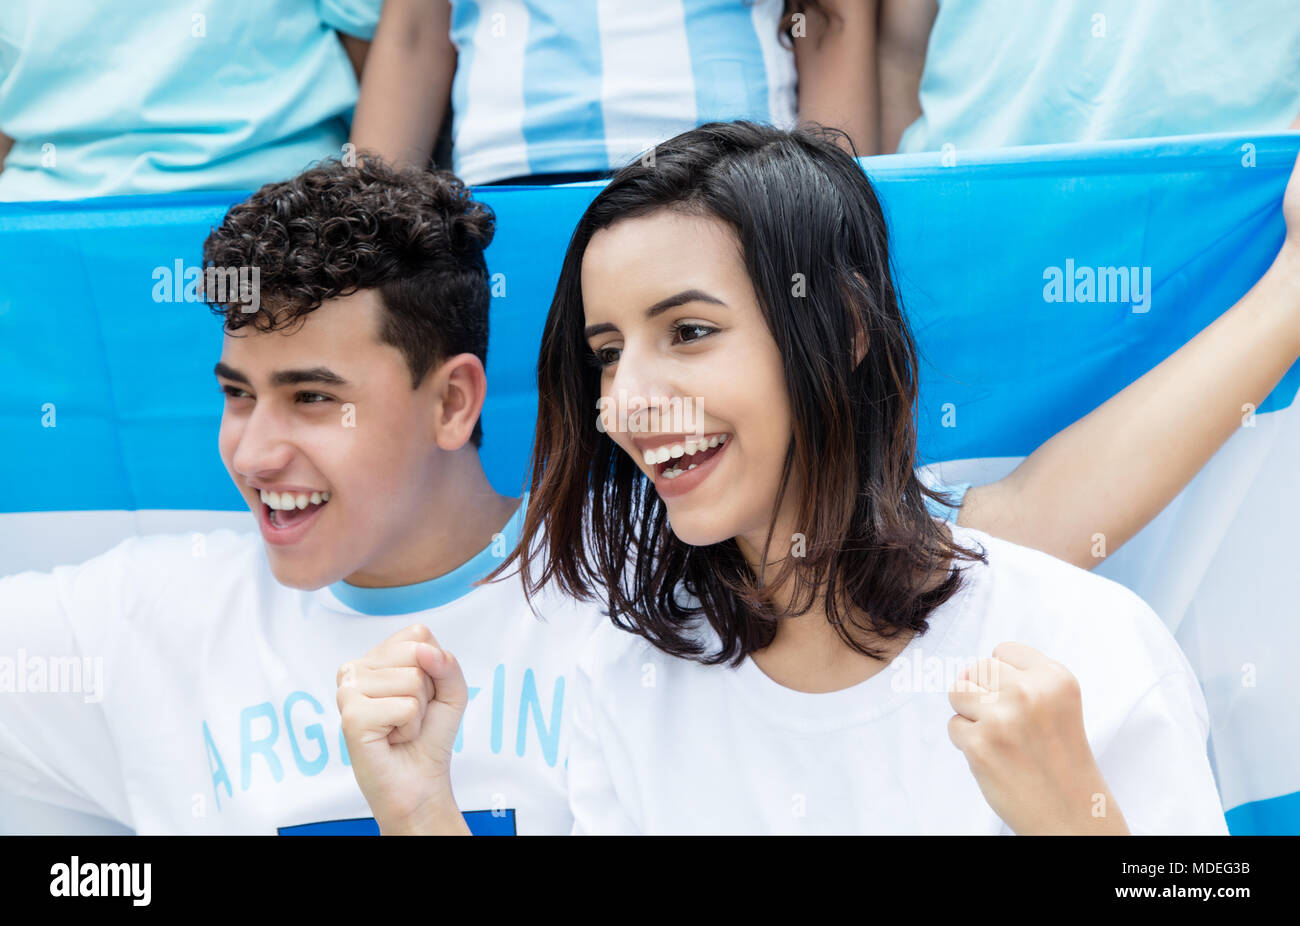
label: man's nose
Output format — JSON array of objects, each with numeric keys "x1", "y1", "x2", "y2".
[{"x1": 230, "y1": 403, "x2": 294, "y2": 477}]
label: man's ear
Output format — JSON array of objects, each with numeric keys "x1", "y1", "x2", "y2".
[{"x1": 429, "y1": 353, "x2": 488, "y2": 451}]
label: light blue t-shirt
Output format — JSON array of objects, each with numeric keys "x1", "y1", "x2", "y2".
[
  {"x1": 447, "y1": 0, "x2": 798, "y2": 185},
  {"x1": 898, "y1": 0, "x2": 1300, "y2": 153},
  {"x1": 0, "y1": 0, "x2": 381, "y2": 201},
  {"x1": 923, "y1": 479, "x2": 969, "y2": 523}
]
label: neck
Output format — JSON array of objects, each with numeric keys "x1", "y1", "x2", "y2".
[
  {"x1": 343, "y1": 448, "x2": 520, "y2": 589},
  {"x1": 735, "y1": 507, "x2": 917, "y2": 694},
  {"x1": 749, "y1": 592, "x2": 914, "y2": 694}
]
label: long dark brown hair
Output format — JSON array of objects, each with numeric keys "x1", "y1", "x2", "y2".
[{"x1": 485, "y1": 120, "x2": 985, "y2": 667}]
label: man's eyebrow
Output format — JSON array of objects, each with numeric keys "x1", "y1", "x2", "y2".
[
  {"x1": 213, "y1": 361, "x2": 248, "y2": 384},
  {"x1": 213, "y1": 362, "x2": 349, "y2": 387},
  {"x1": 583, "y1": 288, "x2": 726, "y2": 339},
  {"x1": 269, "y1": 367, "x2": 350, "y2": 387}
]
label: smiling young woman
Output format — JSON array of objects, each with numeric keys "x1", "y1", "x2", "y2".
[
  {"x1": 494, "y1": 122, "x2": 983, "y2": 672},
  {"x1": 341, "y1": 122, "x2": 1236, "y2": 836},
  {"x1": 468, "y1": 120, "x2": 1228, "y2": 835}
]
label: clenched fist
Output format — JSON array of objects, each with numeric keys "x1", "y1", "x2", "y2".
[
  {"x1": 336, "y1": 623, "x2": 472, "y2": 835},
  {"x1": 947, "y1": 641, "x2": 1129, "y2": 835}
]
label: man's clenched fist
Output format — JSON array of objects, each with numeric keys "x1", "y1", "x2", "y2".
[{"x1": 336, "y1": 623, "x2": 472, "y2": 835}]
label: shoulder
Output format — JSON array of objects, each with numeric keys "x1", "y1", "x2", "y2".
[
  {"x1": 97, "y1": 529, "x2": 278, "y2": 617},
  {"x1": 575, "y1": 615, "x2": 669, "y2": 686},
  {"x1": 944, "y1": 523, "x2": 1195, "y2": 682},
  {"x1": 494, "y1": 572, "x2": 612, "y2": 645},
  {"x1": 574, "y1": 607, "x2": 726, "y2": 709},
  {"x1": 114, "y1": 528, "x2": 265, "y2": 575}
]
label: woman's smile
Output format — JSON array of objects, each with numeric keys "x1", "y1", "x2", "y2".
[{"x1": 633, "y1": 432, "x2": 732, "y2": 497}]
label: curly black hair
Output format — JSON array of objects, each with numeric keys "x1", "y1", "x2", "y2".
[{"x1": 200, "y1": 155, "x2": 496, "y2": 448}]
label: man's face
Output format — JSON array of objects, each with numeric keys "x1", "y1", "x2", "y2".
[{"x1": 215, "y1": 290, "x2": 440, "y2": 590}]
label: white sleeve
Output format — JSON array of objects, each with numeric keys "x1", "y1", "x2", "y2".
[
  {"x1": 564, "y1": 632, "x2": 641, "y2": 836},
  {"x1": 0, "y1": 540, "x2": 136, "y2": 826},
  {"x1": 1096, "y1": 670, "x2": 1230, "y2": 836}
]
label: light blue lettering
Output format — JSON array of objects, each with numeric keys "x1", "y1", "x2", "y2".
[
  {"x1": 491, "y1": 665, "x2": 505, "y2": 754},
  {"x1": 455, "y1": 686, "x2": 481, "y2": 753},
  {"x1": 283, "y1": 691, "x2": 328, "y2": 777},
  {"x1": 202, "y1": 721, "x2": 233, "y2": 810},
  {"x1": 240, "y1": 701, "x2": 284, "y2": 790},
  {"x1": 516, "y1": 670, "x2": 564, "y2": 767}
]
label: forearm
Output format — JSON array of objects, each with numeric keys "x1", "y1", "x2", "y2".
[
  {"x1": 349, "y1": 0, "x2": 454, "y2": 170},
  {"x1": 1029, "y1": 774, "x2": 1131, "y2": 836},
  {"x1": 0, "y1": 130, "x2": 12, "y2": 173},
  {"x1": 876, "y1": 0, "x2": 938, "y2": 154},
  {"x1": 876, "y1": 52, "x2": 920, "y2": 155},
  {"x1": 793, "y1": 0, "x2": 878, "y2": 156},
  {"x1": 962, "y1": 247, "x2": 1300, "y2": 568}
]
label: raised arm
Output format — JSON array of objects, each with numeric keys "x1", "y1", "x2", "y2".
[
  {"x1": 959, "y1": 152, "x2": 1300, "y2": 569},
  {"x1": 791, "y1": 0, "x2": 879, "y2": 156},
  {"x1": 349, "y1": 0, "x2": 456, "y2": 170}
]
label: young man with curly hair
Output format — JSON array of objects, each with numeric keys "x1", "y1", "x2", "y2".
[{"x1": 0, "y1": 157, "x2": 605, "y2": 835}]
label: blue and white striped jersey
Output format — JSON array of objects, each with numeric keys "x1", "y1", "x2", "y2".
[{"x1": 448, "y1": 0, "x2": 798, "y2": 185}]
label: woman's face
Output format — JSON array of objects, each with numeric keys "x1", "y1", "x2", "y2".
[{"x1": 581, "y1": 209, "x2": 796, "y2": 551}]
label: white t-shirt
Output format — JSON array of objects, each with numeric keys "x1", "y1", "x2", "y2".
[
  {"x1": 0, "y1": 496, "x2": 605, "y2": 835},
  {"x1": 565, "y1": 522, "x2": 1230, "y2": 835}
]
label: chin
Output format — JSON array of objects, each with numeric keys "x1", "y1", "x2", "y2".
[
  {"x1": 665, "y1": 512, "x2": 735, "y2": 548},
  {"x1": 264, "y1": 553, "x2": 338, "y2": 591}
]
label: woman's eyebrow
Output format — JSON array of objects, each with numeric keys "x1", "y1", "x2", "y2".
[{"x1": 583, "y1": 288, "x2": 726, "y2": 338}]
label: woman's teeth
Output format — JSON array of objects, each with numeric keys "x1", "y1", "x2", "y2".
[
  {"x1": 260, "y1": 489, "x2": 331, "y2": 511},
  {"x1": 642, "y1": 433, "x2": 729, "y2": 467}
]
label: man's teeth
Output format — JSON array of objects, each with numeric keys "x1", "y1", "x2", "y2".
[
  {"x1": 642, "y1": 433, "x2": 729, "y2": 466},
  {"x1": 260, "y1": 489, "x2": 331, "y2": 510}
]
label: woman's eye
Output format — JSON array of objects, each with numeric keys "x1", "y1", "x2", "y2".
[
  {"x1": 296, "y1": 392, "x2": 332, "y2": 405},
  {"x1": 587, "y1": 346, "x2": 620, "y2": 370},
  {"x1": 672, "y1": 322, "x2": 716, "y2": 344}
]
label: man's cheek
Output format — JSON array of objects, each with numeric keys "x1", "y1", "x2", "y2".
[{"x1": 217, "y1": 425, "x2": 238, "y2": 473}]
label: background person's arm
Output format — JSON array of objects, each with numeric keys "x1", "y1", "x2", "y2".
[
  {"x1": 349, "y1": 0, "x2": 455, "y2": 170},
  {"x1": 959, "y1": 153, "x2": 1300, "y2": 570},
  {"x1": 339, "y1": 32, "x2": 370, "y2": 79},
  {"x1": 876, "y1": 0, "x2": 937, "y2": 154},
  {"x1": 791, "y1": 0, "x2": 879, "y2": 156},
  {"x1": 0, "y1": 130, "x2": 12, "y2": 174}
]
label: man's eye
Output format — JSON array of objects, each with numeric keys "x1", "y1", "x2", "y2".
[
  {"x1": 296, "y1": 392, "x2": 332, "y2": 404},
  {"x1": 220, "y1": 385, "x2": 251, "y2": 400}
]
